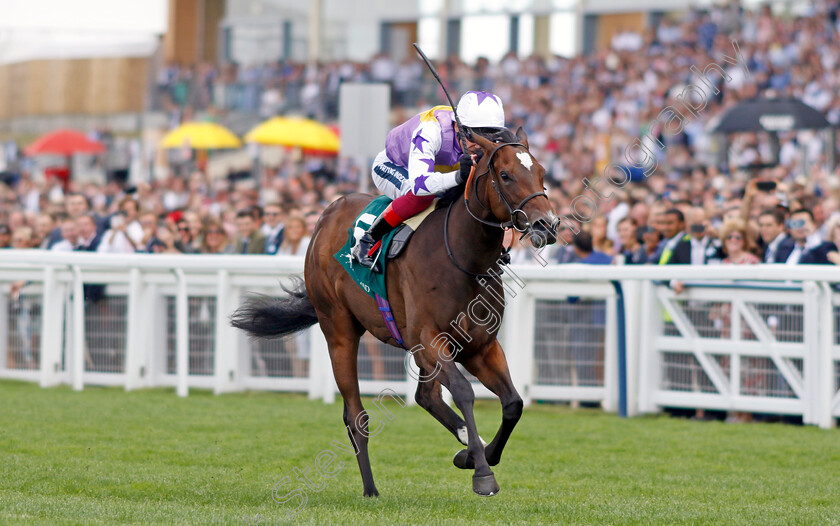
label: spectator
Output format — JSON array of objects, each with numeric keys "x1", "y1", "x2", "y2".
[
  {"x1": 234, "y1": 209, "x2": 266, "y2": 254},
  {"x1": 118, "y1": 197, "x2": 144, "y2": 245},
  {"x1": 174, "y1": 219, "x2": 200, "y2": 254},
  {"x1": 590, "y1": 216, "x2": 614, "y2": 255},
  {"x1": 639, "y1": 226, "x2": 663, "y2": 262},
  {"x1": 573, "y1": 231, "x2": 612, "y2": 264},
  {"x1": 757, "y1": 208, "x2": 795, "y2": 263},
  {"x1": 715, "y1": 217, "x2": 760, "y2": 423},
  {"x1": 720, "y1": 218, "x2": 760, "y2": 265},
  {"x1": 51, "y1": 219, "x2": 78, "y2": 252},
  {"x1": 654, "y1": 209, "x2": 690, "y2": 265},
  {"x1": 686, "y1": 207, "x2": 723, "y2": 264},
  {"x1": 11, "y1": 226, "x2": 33, "y2": 248},
  {"x1": 262, "y1": 202, "x2": 286, "y2": 255},
  {"x1": 74, "y1": 213, "x2": 105, "y2": 303},
  {"x1": 0, "y1": 223, "x2": 12, "y2": 248},
  {"x1": 97, "y1": 212, "x2": 138, "y2": 254},
  {"x1": 182, "y1": 210, "x2": 203, "y2": 250},
  {"x1": 276, "y1": 215, "x2": 310, "y2": 256},
  {"x1": 784, "y1": 209, "x2": 818, "y2": 265},
  {"x1": 34, "y1": 213, "x2": 56, "y2": 249},
  {"x1": 802, "y1": 215, "x2": 840, "y2": 265},
  {"x1": 138, "y1": 211, "x2": 161, "y2": 253},
  {"x1": 74, "y1": 214, "x2": 102, "y2": 252},
  {"x1": 616, "y1": 217, "x2": 647, "y2": 264},
  {"x1": 151, "y1": 225, "x2": 182, "y2": 254},
  {"x1": 552, "y1": 221, "x2": 579, "y2": 264},
  {"x1": 201, "y1": 219, "x2": 234, "y2": 254}
]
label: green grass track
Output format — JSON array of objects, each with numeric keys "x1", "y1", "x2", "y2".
[{"x1": 1, "y1": 380, "x2": 838, "y2": 525}]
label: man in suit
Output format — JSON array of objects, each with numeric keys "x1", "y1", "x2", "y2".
[
  {"x1": 758, "y1": 208, "x2": 795, "y2": 263},
  {"x1": 261, "y1": 202, "x2": 285, "y2": 255},
  {"x1": 74, "y1": 213, "x2": 105, "y2": 303},
  {"x1": 655, "y1": 208, "x2": 691, "y2": 265},
  {"x1": 234, "y1": 209, "x2": 266, "y2": 255}
]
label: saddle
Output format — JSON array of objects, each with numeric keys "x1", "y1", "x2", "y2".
[
  {"x1": 384, "y1": 199, "x2": 438, "y2": 260},
  {"x1": 335, "y1": 197, "x2": 438, "y2": 302}
]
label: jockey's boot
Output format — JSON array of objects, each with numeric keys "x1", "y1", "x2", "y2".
[{"x1": 352, "y1": 210, "x2": 395, "y2": 273}]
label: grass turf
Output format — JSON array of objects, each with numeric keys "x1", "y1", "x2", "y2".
[{"x1": 0, "y1": 380, "x2": 838, "y2": 525}]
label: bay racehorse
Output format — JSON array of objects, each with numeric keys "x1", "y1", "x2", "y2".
[{"x1": 232, "y1": 127, "x2": 559, "y2": 496}]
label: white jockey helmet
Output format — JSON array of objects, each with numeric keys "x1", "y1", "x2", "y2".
[{"x1": 456, "y1": 91, "x2": 505, "y2": 129}]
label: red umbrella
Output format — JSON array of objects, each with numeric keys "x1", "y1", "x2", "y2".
[{"x1": 25, "y1": 129, "x2": 105, "y2": 156}]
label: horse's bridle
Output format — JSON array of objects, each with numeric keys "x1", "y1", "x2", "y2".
[
  {"x1": 464, "y1": 142, "x2": 548, "y2": 233},
  {"x1": 443, "y1": 141, "x2": 550, "y2": 278}
]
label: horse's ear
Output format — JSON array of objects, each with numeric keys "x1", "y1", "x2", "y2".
[
  {"x1": 515, "y1": 126, "x2": 529, "y2": 148},
  {"x1": 469, "y1": 132, "x2": 496, "y2": 154}
]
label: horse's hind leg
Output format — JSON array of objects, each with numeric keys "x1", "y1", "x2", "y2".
[
  {"x1": 321, "y1": 314, "x2": 379, "y2": 497},
  {"x1": 457, "y1": 340, "x2": 523, "y2": 469}
]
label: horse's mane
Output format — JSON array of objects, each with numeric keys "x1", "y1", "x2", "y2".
[{"x1": 437, "y1": 183, "x2": 466, "y2": 208}]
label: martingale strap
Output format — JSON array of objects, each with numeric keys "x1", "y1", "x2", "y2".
[{"x1": 375, "y1": 293, "x2": 405, "y2": 348}]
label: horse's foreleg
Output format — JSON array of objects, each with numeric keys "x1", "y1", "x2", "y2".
[
  {"x1": 461, "y1": 340, "x2": 523, "y2": 468},
  {"x1": 431, "y1": 357, "x2": 499, "y2": 496},
  {"x1": 322, "y1": 319, "x2": 378, "y2": 497},
  {"x1": 414, "y1": 369, "x2": 468, "y2": 442}
]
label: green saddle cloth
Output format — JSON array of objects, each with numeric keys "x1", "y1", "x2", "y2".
[{"x1": 334, "y1": 196, "x2": 400, "y2": 300}]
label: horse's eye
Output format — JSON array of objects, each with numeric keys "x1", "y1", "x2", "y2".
[{"x1": 500, "y1": 171, "x2": 511, "y2": 181}]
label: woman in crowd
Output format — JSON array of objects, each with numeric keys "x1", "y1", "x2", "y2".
[
  {"x1": 720, "y1": 218, "x2": 760, "y2": 265},
  {"x1": 200, "y1": 219, "x2": 234, "y2": 254},
  {"x1": 715, "y1": 218, "x2": 761, "y2": 422},
  {"x1": 276, "y1": 215, "x2": 310, "y2": 257}
]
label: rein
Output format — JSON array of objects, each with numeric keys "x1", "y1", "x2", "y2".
[{"x1": 443, "y1": 141, "x2": 549, "y2": 278}]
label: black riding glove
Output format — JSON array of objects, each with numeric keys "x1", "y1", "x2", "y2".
[{"x1": 456, "y1": 154, "x2": 473, "y2": 185}]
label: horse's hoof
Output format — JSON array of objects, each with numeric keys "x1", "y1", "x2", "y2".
[
  {"x1": 363, "y1": 487, "x2": 379, "y2": 497},
  {"x1": 472, "y1": 474, "x2": 500, "y2": 496},
  {"x1": 453, "y1": 449, "x2": 474, "y2": 470}
]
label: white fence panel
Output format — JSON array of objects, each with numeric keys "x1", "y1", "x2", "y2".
[{"x1": 2, "y1": 252, "x2": 840, "y2": 428}]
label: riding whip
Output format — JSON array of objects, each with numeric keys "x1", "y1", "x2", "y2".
[{"x1": 412, "y1": 43, "x2": 472, "y2": 152}]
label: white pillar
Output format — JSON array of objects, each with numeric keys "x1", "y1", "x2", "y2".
[
  {"x1": 174, "y1": 269, "x2": 189, "y2": 397},
  {"x1": 39, "y1": 266, "x2": 65, "y2": 387},
  {"x1": 214, "y1": 270, "x2": 241, "y2": 394},
  {"x1": 71, "y1": 266, "x2": 85, "y2": 391},
  {"x1": 124, "y1": 268, "x2": 143, "y2": 391},
  {"x1": 308, "y1": 0, "x2": 322, "y2": 63}
]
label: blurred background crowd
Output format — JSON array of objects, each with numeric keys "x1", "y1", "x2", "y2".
[{"x1": 4, "y1": 1, "x2": 840, "y2": 273}]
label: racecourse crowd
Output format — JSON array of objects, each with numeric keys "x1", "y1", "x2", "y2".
[{"x1": 5, "y1": 1, "x2": 840, "y2": 274}]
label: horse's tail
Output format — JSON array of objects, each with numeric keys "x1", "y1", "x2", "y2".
[{"x1": 230, "y1": 276, "x2": 318, "y2": 338}]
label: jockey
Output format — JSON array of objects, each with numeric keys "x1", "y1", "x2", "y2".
[{"x1": 352, "y1": 90, "x2": 506, "y2": 270}]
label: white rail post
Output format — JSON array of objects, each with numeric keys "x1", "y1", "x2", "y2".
[
  {"x1": 124, "y1": 268, "x2": 142, "y2": 391},
  {"x1": 503, "y1": 287, "x2": 535, "y2": 407},
  {"x1": 801, "y1": 281, "x2": 820, "y2": 425},
  {"x1": 39, "y1": 266, "x2": 65, "y2": 387},
  {"x1": 620, "y1": 279, "x2": 642, "y2": 416},
  {"x1": 146, "y1": 283, "x2": 164, "y2": 388},
  {"x1": 214, "y1": 270, "x2": 241, "y2": 394},
  {"x1": 308, "y1": 323, "x2": 333, "y2": 403},
  {"x1": 0, "y1": 283, "x2": 7, "y2": 376},
  {"x1": 174, "y1": 269, "x2": 189, "y2": 397},
  {"x1": 71, "y1": 265, "x2": 85, "y2": 391},
  {"x1": 636, "y1": 279, "x2": 659, "y2": 413},
  {"x1": 602, "y1": 286, "x2": 618, "y2": 412},
  {"x1": 817, "y1": 282, "x2": 835, "y2": 429}
]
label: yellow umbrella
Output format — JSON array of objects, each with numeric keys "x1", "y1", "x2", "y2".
[
  {"x1": 160, "y1": 121, "x2": 242, "y2": 150},
  {"x1": 245, "y1": 117, "x2": 340, "y2": 152}
]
